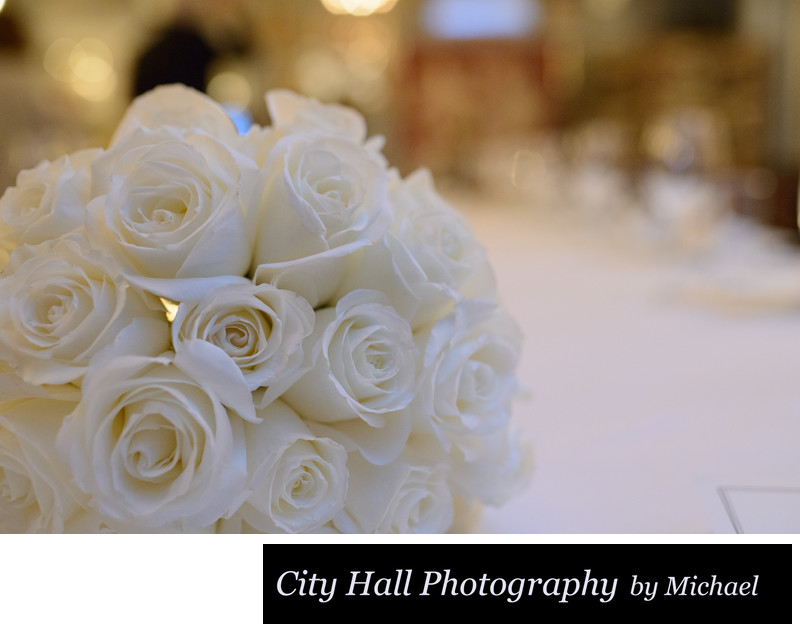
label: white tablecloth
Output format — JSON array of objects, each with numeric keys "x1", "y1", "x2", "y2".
[{"x1": 453, "y1": 195, "x2": 800, "y2": 533}]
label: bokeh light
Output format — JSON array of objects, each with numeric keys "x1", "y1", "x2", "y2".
[
  {"x1": 43, "y1": 37, "x2": 117, "y2": 102},
  {"x1": 320, "y1": 0, "x2": 399, "y2": 17}
]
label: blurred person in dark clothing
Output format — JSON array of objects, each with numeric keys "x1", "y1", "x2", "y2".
[
  {"x1": 132, "y1": 0, "x2": 251, "y2": 97},
  {"x1": 0, "y1": 5, "x2": 26, "y2": 54},
  {"x1": 133, "y1": 21, "x2": 216, "y2": 96}
]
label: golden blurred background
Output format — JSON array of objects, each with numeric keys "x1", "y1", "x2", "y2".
[{"x1": 0, "y1": 0, "x2": 798, "y2": 227}]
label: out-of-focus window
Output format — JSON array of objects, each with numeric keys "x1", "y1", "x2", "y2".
[{"x1": 421, "y1": 0, "x2": 541, "y2": 41}]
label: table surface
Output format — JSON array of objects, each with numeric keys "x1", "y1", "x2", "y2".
[{"x1": 450, "y1": 193, "x2": 800, "y2": 533}]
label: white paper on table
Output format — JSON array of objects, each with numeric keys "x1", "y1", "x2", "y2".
[{"x1": 709, "y1": 485, "x2": 800, "y2": 534}]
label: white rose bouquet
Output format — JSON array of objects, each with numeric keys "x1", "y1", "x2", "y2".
[{"x1": 0, "y1": 85, "x2": 528, "y2": 533}]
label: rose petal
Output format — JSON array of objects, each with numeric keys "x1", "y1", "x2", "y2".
[{"x1": 172, "y1": 340, "x2": 258, "y2": 423}]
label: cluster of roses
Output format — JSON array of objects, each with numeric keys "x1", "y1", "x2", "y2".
[{"x1": 0, "y1": 86, "x2": 527, "y2": 533}]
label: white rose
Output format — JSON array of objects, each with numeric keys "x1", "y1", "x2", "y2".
[
  {"x1": 215, "y1": 515, "x2": 342, "y2": 534},
  {"x1": 252, "y1": 133, "x2": 391, "y2": 307},
  {"x1": 333, "y1": 230, "x2": 456, "y2": 332},
  {"x1": 239, "y1": 90, "x2": 386, "y2": 175},
  {"x1": 238, "y1": 123, "x2": 282, "y2": 169},
  {"x1": 223, "y1": 399, "x2": 348, "y2": 533},
  {"x1": 170, "y1": 278, "x2": 314, "y2": 408},
  {"x1": 448, "y1": 495, "x2": 483, "y2": 534},
  {"x1": 265, "y1": 90, "x2": 388, "y2": 166},
  {"x1": 334, "y1": 168, "x2": 498, "y2": 330},
  {"x1": 57, "y1": 346, "x2": 257, "y2": 532},
  {"x1": 333, "y1": 451, "x2": 454, "y2": 534},
  {"x1": 0, "y1": 148, "x2": 99, "y2": 253},
  {"x1": 88, "y1": 129, "x2": 254, "y2": 279},
  {"x1": 0, "y1": 237, "x2": 12, "y2": 272},
  {"x1": 266, "y1": 89, "x2": 368, "y2": 144},
  {"x1": 0, "y1": 377, "x2": 86, "y2": 533},
  {"x1": 389, "y1": 168, "x2": 496, "y2": 300},
  {"x1": 110, "y1": 84, "x2": 240, "y2": 147},
  {"x1": 413, "y1": 299, "x2": 521, "y2": 450},
  {"x1": 0, "y1": 236, "x2": 169, "y2": 385},
  {"x1": 448, "y1": 426, "x2": 532, "y2": 506},
  {"x1": 282, "y1": 290, "x2": 416, "y2": 465}
]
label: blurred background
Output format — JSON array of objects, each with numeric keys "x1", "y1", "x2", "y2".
[
  {"x1": 1, "y1": 0, "x2": 799, "y2": 532},
  {"x1": 0, "y1": 0, "x2": 797, "y2": 228}
]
